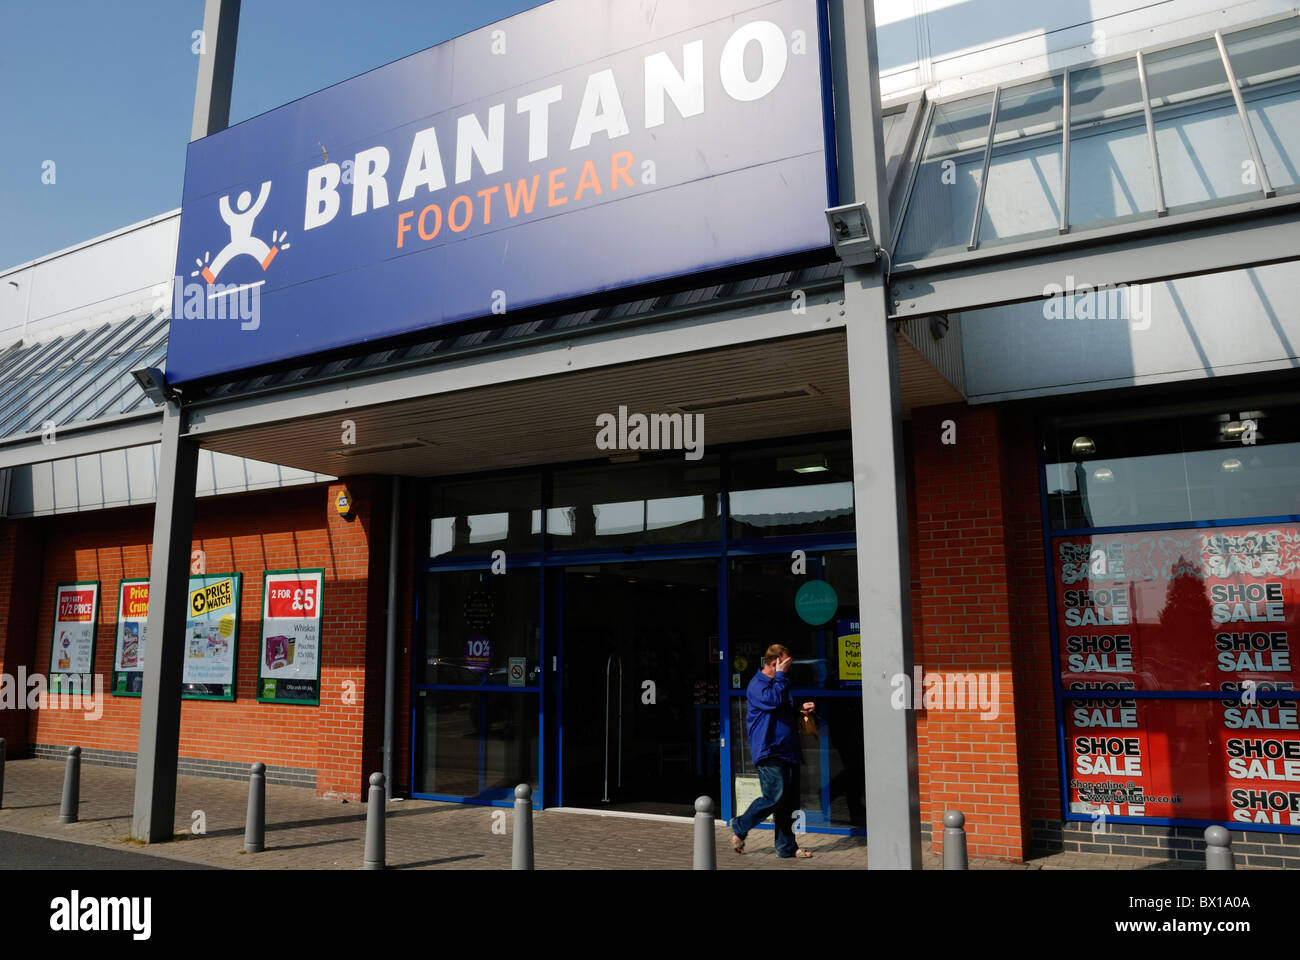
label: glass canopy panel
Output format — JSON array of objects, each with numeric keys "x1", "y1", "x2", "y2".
[
  {"x1": 977, "y1": 75, "x2": 1065, "y2": 247},
  {"x1": 1066, "y1": 58, "x2": 1158, "y2": 231},
  {"x1": 1224, "y1": 17, "x2": 1300, "y2": 193},
  {"x1": 895, "y1": 92, "x2": 994, "y2": 262},
  {"x1": 1143, "y1": 38, "x2": 1258, "y2": 212}
]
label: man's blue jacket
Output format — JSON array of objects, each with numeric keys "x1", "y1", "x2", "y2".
[{"x1": 745, "y1": 669, "x2": 801, "y2": 765}]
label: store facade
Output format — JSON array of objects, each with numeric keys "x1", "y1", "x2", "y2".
[{"x1": 2, "y1": 0, "x2": 1300, "y2": 868}]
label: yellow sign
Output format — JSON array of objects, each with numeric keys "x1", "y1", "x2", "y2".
[
  {"x1": 218, "y1": 614, "x2": 235, "y2": 638},
  {"x1": 190, "y1": 578, "x2": 233, "y2": 616},
  {"x1": 334, "y1": 486, "x2": 353, "y2": 517},
  {"x1": 838, "y1": 630, "x2": 861, "y2": 682}
]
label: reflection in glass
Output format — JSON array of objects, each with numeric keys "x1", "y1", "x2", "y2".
[
  {"x1": 729, "y1": 441, "x2": 854, "y2": 539},
  {"x1": 417, "y1": 690, "x2": 538, "y2": 799},
  {"x1": 896, "y1": 93, "x2": 995, "y2": 261},
  {"x1": 979, "y1": 75, "x2": 1065, "y2": 246},
  {"x1": 422, "y1": 569, "x2": 540, "y2": 685},
  {"x1": 1224, "y1": 18, "x2": 1300, "y2": 193},
  {"x1": 429, "y1": 474, "x2": 540, "y2": 558},
  {"x1": 1067, "y1": 59, "x2": 1159, "y2": 230}
]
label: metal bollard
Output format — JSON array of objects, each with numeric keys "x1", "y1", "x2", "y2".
[
  {"x1": 943, "y1": 810, "x2": 968, "y2": 870},
  {"x1": 58, "y1": 746, "x2": 81, "y2": 824},
  {"x1": 512, "y1": 783, "x2": 534, "y2": 870},
  {"x1": 693, "y1": 796, "x2": 717, "y2": 870},
  {"x1": 0, "y1": 737, "x2": 6, "y2": 810},
  {"x1": 244, "y1": 762, "x2": 266, "y2": 853},
  {"x1": 363, "y1": 772, "x2": 386, "y2": 870},
  {"x1": 1204, "y1": 825, "x2": 1235, "y2": 870}
]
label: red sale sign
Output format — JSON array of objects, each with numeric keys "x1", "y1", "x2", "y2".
[
  {"x1": 58, "y1": 589, "x2": 96, "y2": 621},
  {"x1": 267, "y1": 580, "x2": 317, "y2": 619}
]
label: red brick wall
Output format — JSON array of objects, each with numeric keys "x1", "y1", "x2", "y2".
[
  {"x1": 0, "y1": 518, "x2": 45, "y2": 749},
  {"x1": 23, "y1": 479, "x2": 384, "y2": 799},
  {"x1": 911, "y1": 403, "x2": 1030, "y2": 860}
]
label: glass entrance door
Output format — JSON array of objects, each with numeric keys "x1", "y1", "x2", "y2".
[{"x1": 559, "y1": 559, "x2": 720, "y2": 816}]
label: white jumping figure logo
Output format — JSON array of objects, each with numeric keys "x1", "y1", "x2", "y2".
[{"x1": 198, "y1": 181, "x2": 289, "y2": 284}]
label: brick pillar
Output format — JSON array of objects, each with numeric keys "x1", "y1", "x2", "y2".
[
  {"x1": 912, "y1": 403, "x2": 1031, "y2": 861},
  {"x1": 0, "y1": 518, "x2": 44, "y2": 750}
]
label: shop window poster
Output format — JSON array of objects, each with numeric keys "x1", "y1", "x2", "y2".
[
  {"x1": 49, "y1": 582, "x2": 100, "y2": 695},
  {"x1": 1055, "y1": 523, "x2": 1299, "y2": 830},
  {"x1": 111, "y1": 574, "x2": 242, "y2": 700},
  {"x1": 258, "y1": 569, "x2": 325, "y2": 705}
]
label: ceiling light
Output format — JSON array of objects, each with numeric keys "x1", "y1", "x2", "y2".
[
  {"x1": 1221, "y1": 458, "x2": 1243, "y2": 472},
  {"x1": 777, "y1": 454, "x2": 829, "y2": 474},
  {"x1": 1092, "y1": 467, "x2": 1114, "y2": 482},
  {"x1": 671, "y1": 385, "x2": 821, "y2": 413},
  {"x1": 1071, "y1": 436, "x2": 1096, "y2": 455},
  {"x1": 325, "y1": 438, "x2": 435, "y2": 456}
]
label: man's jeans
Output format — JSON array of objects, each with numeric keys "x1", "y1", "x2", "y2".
[{"x1": 732, "y1": 758, "x2": 799, "y2": 857}]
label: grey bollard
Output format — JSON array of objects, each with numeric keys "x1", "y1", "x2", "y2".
[
  {"x1": 1204, "y1": 825, "x2": 1235, "y2": 870},
  {"x1": 363, "y1": 772, "x2": 386, "y2": 870},
  {"x1": 943, "y1": 810, "x2": 968, "y2": 870},
  {"x1": 693, "y1": 796, "x2": 717, "y2": 870},
  {"x1": 244, "y1": 762, "x2": 266, "y2": 853},
  {"x1": 58, "y1": 746, "x2": 81, "y2": 824},
  {"x1": 512, "y1": 783, "x2": 534, "y2": 870},
  {"x1": 0, "y1": 737, "x2": 6, "y2": 810}
]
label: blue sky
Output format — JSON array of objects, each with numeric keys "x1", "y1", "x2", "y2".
[{"x1": 0, "y1": 0, "x2": 548, "y2": 270}]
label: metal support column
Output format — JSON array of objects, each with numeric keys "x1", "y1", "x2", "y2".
[
  {"x1": 131, "y1": 0, "x2": 238, "y2": 842},
  {"x1": 829, "y1": 0, "x2": 922, "y2": 869},
  {"x1": 130, "y1": 401, "x2": 200, "y2": 842}
]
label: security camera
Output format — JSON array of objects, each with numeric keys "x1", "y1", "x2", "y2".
[
  {"x1": 825, "y1": 202, "x2": 878, "y2": 265},
  {"x1": 131, "y1": 366, "x2": 173, "y2": 405}
]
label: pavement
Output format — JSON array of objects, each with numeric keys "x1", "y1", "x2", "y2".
[{"x1": 0, "y1": 757, "x2": 1231, "y2": 870}]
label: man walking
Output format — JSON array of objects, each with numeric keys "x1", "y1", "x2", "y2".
[{"x1": 730, "y1": 644, "x2": 815, "y2": 859}]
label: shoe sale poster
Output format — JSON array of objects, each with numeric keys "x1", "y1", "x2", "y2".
[
  {"x1": 110, "y1": 574, "x2": 243, "y2": 700},
  {"x1": 257, "y1": 569, "x2": 324, "y2": 705}
]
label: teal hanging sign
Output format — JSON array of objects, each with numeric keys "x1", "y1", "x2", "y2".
[{"x1": 794, "y1": 579, "x2": 838, "y2": 625}]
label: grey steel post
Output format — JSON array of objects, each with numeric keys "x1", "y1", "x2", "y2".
[
  {"x1": 943, "y1": 810, "x2": 969, "y2": 870},
  {"x1": 364, "y1": 772, "x2": 386, "y2": 870},
  {"x1": 693, "y1": 796, "x2": 717, "y2": 870},
  {"x1": 383, "y1": 478, "x2": 399, "y2": 799},
  {"x1": 243, "y1": 762, "x2": 265, "y2": 853},
  {"x1": 0, "y1": 738, "x2": 6, "y2": 809},
  {"x1": 1204, "y1": 825, "x2": 1235, "y2": 870},
  {"x1": 512, "y1": 783, "x2": 534, "y2": 870},
  {"x1": 829, "y1": 0, "x2": 923, "y2": 870},
  {"x1": 191, "y1": 0, "x2": 241, "y2": 142},
  {"x1": 130, "y1": 401, "x2": 201, "y2": 843},
  {"x1": 59, "y1": 746, "x2": 80, "y2": 824}
]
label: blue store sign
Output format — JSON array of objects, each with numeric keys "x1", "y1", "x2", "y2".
[{"x1": 166, "y1": 0, "x2": 836, "y2": 383}]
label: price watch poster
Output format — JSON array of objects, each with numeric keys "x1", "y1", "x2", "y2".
[
  {"x1": 111, "y1": 574, "x2": 242, "y2": 700},
  {"x1": 258, "y1": 569, "x2": 325, "y2": 705},
  {"x1": 49, "y1": 582, "x2": 100, "y2": 694},
  {"x1": 1055, "y1": 523, "x2": 1300, "y2": 829}
]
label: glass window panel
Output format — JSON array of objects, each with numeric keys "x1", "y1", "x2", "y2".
[
  {"x1": 1144, "y1": 38, "x2": 1258, "y2": 211},
  {"x1": 979, "y1": 75, "x2": 1065, "y2": 246},
  {"x1": 728, "y1": 440, "x2": 854, "y2": 539},
  {"x1": 416, "y1": 689, "x2": 538, "y2": 800},
  {"x1": 421, "y1": 568, "x2": 541, "y2": 686},
  {"x1": 1046, "y1": 402, "x2": 1300, "y2": 530},
  {"x1": 729, "y1": 695, "x2": 864, "y2": 830},
  {"x1": 896, "y1": 92, "x2": 994, "y2": 261},
  {"x1": 548, "y1": 457, "x2": 720, "y2": 550},
  {"x1": 1225, "y1": 19, "x2": 1300, "y2": 192},
  {"x1": 1068, "y1": 59, "x2": 1158, "y2": 230},
  {"x1": 429, "y1": 474, "x2": 540, "y2": 558}
]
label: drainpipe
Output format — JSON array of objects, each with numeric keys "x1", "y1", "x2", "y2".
[{"x1": 383, "y1": 476, "x2": 399, "y2": 800}]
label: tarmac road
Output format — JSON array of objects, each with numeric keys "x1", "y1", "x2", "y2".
[{"x1": 0, "y1": 829, "x2": 216, "y2": 870}]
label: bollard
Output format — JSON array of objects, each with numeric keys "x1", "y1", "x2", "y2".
[
  {"x1": 693, "y1": 796, "x2": 717, "y2": 870},
  {"x1": 58, "y1": 746, "x2": 81, "y2": 824},
  {"x1": 943, "y1": 810, "x2": 968, "y2": 870},
  {"x1": 1204, "y1": 825, "x2": 1235, "y2": 870},
  {"x1": 363, "y1": 772, "x2": 386, "y2": 870},
  {"x1": 244, "y1": 762, "x2": 266, "y2": 853},
  {"x1": 512, "y1": 783, "x2": 534, "y2": 870},
  {"x1": 0, "y1": 737, "x2": 6, "y2": 810}
]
